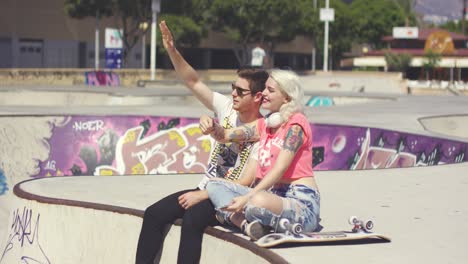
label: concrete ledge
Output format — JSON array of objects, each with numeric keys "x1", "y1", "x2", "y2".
[
  {"x1": 0, "y1": 69, "x2": 239, "y2": 87},
  {"x1": 1, "y1": 176, "x2": 286, "y2": 264},
  {"x1": 3, "y1": 162, "x2": 468, "y2": 263}
]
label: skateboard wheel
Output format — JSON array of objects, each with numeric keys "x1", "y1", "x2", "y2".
[
  {"x1": 279, "y1": 218, "x2": 290, "y2": 232},
  {"x1": 364, "y1": 220, "x2": 374, "y2": 231},
  {"x1": 291, "y1": 223, "x2": 303, "y2": 235},
  {"x1": 348, "y1": 216, "x2": 358, "y2": 225}
]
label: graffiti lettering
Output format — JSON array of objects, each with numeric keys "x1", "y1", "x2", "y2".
[
  {"x1": 85, "y1": 71, "x2": 120, "y2": 86},
  {"x1": 44, "y1": 161, "x2": 56, "y2": 171},
  {"x1": 73, "y1": 120, "x2": 105, "y2": 131},
  {"x1": 33, "y1": 116, "x2": 468, "y2": 176},
  {"x1": 0, "y1": 207, "x2": 50, "y2": 264},
  {"x1": 95, "y1": 124, "x2": 213, "y2": 175},
  {"x1": 350, "y1": 129, "x2": 415, "y2": 169}
]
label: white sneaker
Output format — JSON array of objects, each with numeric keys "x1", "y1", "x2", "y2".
[{"x1": 244, "y1": 220, "x2": 272, "y2": 241}]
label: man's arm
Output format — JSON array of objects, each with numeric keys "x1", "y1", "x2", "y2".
[
  {"x1": 199, "y1": 115, "x2": 260, "y2": 143},
  {"x1": 159, "y1": 21, "x2": 214, "y2": 111}
]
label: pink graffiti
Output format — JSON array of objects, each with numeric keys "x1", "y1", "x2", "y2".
[
  {"x1": 351, "y1": 129, "x2": 417, "y2": 170},
  {"x1": 95, "y1": 124, "x2": 213, "y2": 175},
  {"x1": 85, "y1": 71, "x2": 120, "y2": 86}
]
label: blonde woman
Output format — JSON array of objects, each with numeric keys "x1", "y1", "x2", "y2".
[{"x1": 200, "y1": 70, "x2": 320, "y2": 240}]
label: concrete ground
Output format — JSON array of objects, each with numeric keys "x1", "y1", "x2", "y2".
[
  {"x1": 1, "y1": 73, "x2": 468, "y2": 263},
  {"x1": 12, "y1": 162, "x2": 468, "y2": 263}
]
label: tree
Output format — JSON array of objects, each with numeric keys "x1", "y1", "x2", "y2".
[
  {"x1": 194, "y1": 0, "x2": 313, "y2": 67},
  {"x1": 390, "y1": 0, "x2": 418, "y2": 26},
  {"x1": 64, "y1": 0, "x2": 114, "y2": 68},
  {"x1": 158, "y1": 0, "x2": 208, "y2": 50},
  {"x1": 64, "y1": 0, "x2": 204, "y2": 65},
  {"x1": 440, "y1": 20, "x2": 463, "y2": 34},
  {"x1": 64, "y1": 0, "x2": 153, "y2": 65},
  {"x1": 421, "y1": 49, "x2": 442, "y2": 80},
  {"x1": 64, "y1": 0, "x2": 113, "y2": 19},
  {"x1": 310, "y1": 0, "x2": 355, "y2": 70},
  {"x1": 384, "y1": 51, "x2": 412, "y2": 77},
  {"x1": 350, "y1": 0, "x2": 407, "y2": 49}
]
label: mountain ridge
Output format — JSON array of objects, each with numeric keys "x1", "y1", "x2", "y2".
[{"x1": 415, "y1": 0, "x2": 464, "y2": 24}]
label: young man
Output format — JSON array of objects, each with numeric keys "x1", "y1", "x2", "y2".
[{"x1": 135, "y1": 21, "x2": 269, "y2": 264}]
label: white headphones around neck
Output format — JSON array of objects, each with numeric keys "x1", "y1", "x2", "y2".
[{"x1": 265, "y1": 112, "x2": 283, "y2": 128}]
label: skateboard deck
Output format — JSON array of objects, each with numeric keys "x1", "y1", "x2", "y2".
[{"x1": 256, "y1": 231, "x2": 391, "y2": 248}]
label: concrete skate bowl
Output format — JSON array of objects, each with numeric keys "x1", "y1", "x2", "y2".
[
  {"x1": 1, "y1": 112, "x2": 468, "y2": 263},
  {"x1": 0, "y1": 86, "x2": 396, "y2": 108},
  {"x1": 419, "y1": 114, "x2": 468, "y2": 140},
  {"x1": 1, "y1": 86, "x2": 468, "y2": 263},
  {"x1": 0, "y1": 85, "x2": 206, "y2": 107}
]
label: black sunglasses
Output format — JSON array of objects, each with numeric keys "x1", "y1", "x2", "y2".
[{"x1": 231, "y1": 84, "x2": 252, "y2": 97}]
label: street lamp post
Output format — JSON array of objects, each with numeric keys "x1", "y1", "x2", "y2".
[
  {"x1": 311, "y1": 0, "x2": 317, "y2": 72},
  {"x1": 95, "y1": 10, "x2": 100, "y2": 70},
  {"x1": 150, "y1": 0, "x2": 161, "y2": 80},
  {"x1": 140, "y1": 22, "x2": 148, "y2": 69},
  {"x1": 463, "y1": 0, "x2": 467, "y2": 35},
  {"x1": 323, "y1": 0, "x2": 330, "y2": 72}
]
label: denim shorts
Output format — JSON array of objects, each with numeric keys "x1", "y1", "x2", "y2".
[{"x1": 206, "y1": 180, "x2": 321, "y2": 232}]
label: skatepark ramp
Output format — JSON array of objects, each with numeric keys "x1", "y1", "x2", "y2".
[
  {"x1": 1, "y1": 84, "x2": 468, "y2": 263},
  {"x1": 1, "y1": 176, "x2": 285, "y2": 263}
]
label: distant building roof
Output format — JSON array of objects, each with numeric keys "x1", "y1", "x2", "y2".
[
  {"x1": 366, "y1": 48, "x2": 468, "y2": 57},
  {"x1": 382, "y1": 28, "x2": 468, "y2": 41}
]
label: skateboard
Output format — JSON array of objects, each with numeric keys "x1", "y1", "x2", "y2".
[{"x1": 256, "y1": 216, "x2": 391, "y2": 248}]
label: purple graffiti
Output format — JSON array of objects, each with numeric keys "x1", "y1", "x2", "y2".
[
  {"x1": 36, "y1": 116, "x2": 209, "y2": 177},
  {"x1": 85, "y1": 71, "x2": 120, "y2": 86},
  {"x1": 312, "y1": 124, "x2": 467, "y2": 170},
  {"x1": 33, "y1": 116, "x2": 468, "y2": 178}
]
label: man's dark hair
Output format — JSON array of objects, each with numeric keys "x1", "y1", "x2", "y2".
[{"x1": 237, "y1": 67, "x2": 269, "y2": 94}]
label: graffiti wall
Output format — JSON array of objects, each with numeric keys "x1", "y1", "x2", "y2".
[
  {"x1": 84, "y1": 71, "x2": 120, "y2": 86},
  {"x1": 29, "y1": 115, "x2": 468, "y2": 179},
  {"x1": 0, "y1": 114, "x2": 465, "y2": 192},
  {"x1": 35, "y1": 116, "x2": 212, "y2": 177},
  {"x1": 312, "y1": 124, "x2": 467, "y2": 170}
]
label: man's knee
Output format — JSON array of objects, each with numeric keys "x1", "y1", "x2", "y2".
[
  {"x1": 182, "y1": 205, "x2": 213, "y2": 231},
  {"x1": 143, "y1": 204, "x2": 159, "y2": 220}
]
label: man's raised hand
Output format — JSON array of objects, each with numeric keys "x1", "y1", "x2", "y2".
[{"x1": 159, "y1": 20, "x2": 174, "y2": 51}]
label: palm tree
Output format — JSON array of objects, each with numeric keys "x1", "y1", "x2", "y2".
[{"x1": 391, "y1": 0, "x2": 417, "y2": 26}]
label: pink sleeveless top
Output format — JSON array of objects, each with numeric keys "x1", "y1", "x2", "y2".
[{"x1": 256, "y1": 112, "x2": 314, "y2": 179}]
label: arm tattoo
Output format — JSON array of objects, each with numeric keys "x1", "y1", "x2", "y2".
[
  {"x1": 211, "y1": 125, "x2": 226, "y2": 141},
  {"x1": 229, "y1": 124, "x2": 257, "y2": 142},
  {"x1": 283, "y1": 125, "x2": 304, "y2": 153}
]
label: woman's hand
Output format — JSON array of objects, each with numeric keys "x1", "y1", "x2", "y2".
[{"x1": 223, "y1": 195, "x2": 249, "y2": 213}]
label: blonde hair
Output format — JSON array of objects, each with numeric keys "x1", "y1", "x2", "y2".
[{"x1": 269, "y1": 69, "x2": 304, "y2": 123}]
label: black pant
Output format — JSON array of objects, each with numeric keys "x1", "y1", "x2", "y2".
[{"x1": 135, "y1": 188, "x2": 218, "y2": 264}]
